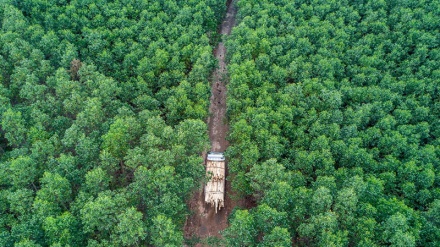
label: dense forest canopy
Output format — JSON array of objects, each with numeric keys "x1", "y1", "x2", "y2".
[
  {"x1": 0, "y1": 0, "x2": 226, "y2": 246},
  {"x1": 224, "y1": 0, "x2": 440, "y2": 246},
  {"x1": 1, "y1": 0, "x2": 440, "y2": 246}
]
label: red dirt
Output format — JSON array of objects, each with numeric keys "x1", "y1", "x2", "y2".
[{"x1": 183, "y1": 0, "x2": 241, "y2": 245}]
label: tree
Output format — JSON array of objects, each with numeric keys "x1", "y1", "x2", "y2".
[
  {"x1": 253, "y1": 204, "x2": 288, "y2": 237},
  {"x1": 2, "y1": 108, "x2": 26, "y2": 148},
  {"x1": 0, "y1": 0, "x2": 229, "y2": 245},
  {"x1": 80, "y1": 191, "x2": 126, "y2": 238},
  {"x1": 42, "y1": 212, "x2": 83, "y2": 247},
  {"x1": 224, "y1": 0, "x2": 440, "y2": 245},
  {"x1": 421, "y1": 199, "x2": 440, "y2": 246},
  {"x1": 334, "y1": 188, "x2": 358, "y2": 230},
  {"x1": 311, "y1": 187, "x2": 333, "y2": 214},
  {"x1": 352, "y1": 217, "x2": 377, "y2": 246},
  {"x1": 298, "y1": 212, "x2": 347, "y2": 246},
  {"x1": 259, "y1": 227, "x2": 291, "y2": 247},
  {"x1": 223, "y1": 209, "x2": 256, "y2": 247},
  {"x1": 36, "y1": 172, "x2": 72, "y2": 211},
  {"x1": 381, "y1": 213, "x2": 415, "y2": 247},
  {"x1": 8, "y1": 156, "x2": 37, "y2": 189},
  {"x1": 14, "y1": 239, "x2": 42, "y2": 247},
  {"x1": 112, "y1": 207, "x2": 146, "y2": 246},
  {"x1": 101, "y1": 116, "x2": 141, "y2": 160},
  {"x1": 130, "y1": 165, "x2": 185, "y2": 223},
  {"x1": 174, "y1": 119, "x2": 209, "y2": 155},
  {"x1": 7, "y1": 188, "x2": 33, "y2": 216},
  {"x1": 248, "y1": 159, "x2": 289, "y2": 200},
  {"x1": 1, "y1": 5, "x2": 28, "y2": 34},
  {"x1": 84, "y1": 167, "x2": 111, "y2": 196},
  {"x1": 150, "y1": 214, "x2": 183, "y2": 247},
  {"x1": 75, "y1": 97, "x2": 104, "y2": 135},
  {"x1": 51, "y1": 154, "x2": 82, "y2": 188},
  {"x1": 261, "y1": 181, "x2": 294, "y2": 212}
]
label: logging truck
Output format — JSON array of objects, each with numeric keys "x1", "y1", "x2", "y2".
[{"x1": 204, "y1": 152, "x2": 225, "y2": 213}]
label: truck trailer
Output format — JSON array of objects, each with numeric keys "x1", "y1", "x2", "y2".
[{"x1": 204, "y1": 152, "x2": 225, "y2": 213}]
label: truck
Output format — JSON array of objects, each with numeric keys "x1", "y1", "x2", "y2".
[{"x1": 204, "y1": 152, "x2": 225, "y2": 213}]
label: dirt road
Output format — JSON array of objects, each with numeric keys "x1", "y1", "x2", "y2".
[
  {"x1": 184, "y1": 0, "x2": 238, "y2": 244},
  {"x1": 209, "y1": 0, "x2": 238, "y2": 152}
]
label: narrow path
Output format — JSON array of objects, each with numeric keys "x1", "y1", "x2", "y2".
[
  {"x1": 184, "y1": 0, "x2": 238, "y2": 244},
  {"x1": 208, "y1": 2, "x2": 235, "y2": 152}
]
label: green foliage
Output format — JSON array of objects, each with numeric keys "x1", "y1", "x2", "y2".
[
  {"x1": 8, "y1": 156, "x2": 37, "y2": 189},
  {"x1": 2, "y1": 109, "x2": 26, "y2": 147},
  {"x1": 421, "y1": 199, "x2": 440, "y2": 246},
  {"x1": 7, "y1": 188, "x2": 33, "y2": 216},
  {"x1": 0, "y1": 0, "x2": 227, "y2": 245},
  {"x1": 42, "y1": 212, "x2": 82, "y2": 246},
  {"x1": 84, "y1": 167, "x2": 111, "y2": 196},
  {"x1": 113, "y1": 207, "x2": 146, "y2": 246},
  {"x1": 259, "y1": 227, "x2": 291, "y2": 247},
  {"x1": 102, "y1": 116, "x2": 141, "y2": 160},
  {"x1": 36, "y1": 172, "x2": 72, "y2": 210},
  {"x1": 223, "y1": 209, "x2": 256, "y2": 246},
  {"x1": 150, "y1": 214, "x2": 183, "y2": 247},
  {"x1": 80, "y1": 191, "x2": 126, "y2": 237},
  {"x1": 248, "y1": 159, "x2": 289, "y2": 200},
  {"x1": 14, "y1": 239, "x2": 42, "y2": 247},
  {"x1": 225, "y1": 0, "x2": 440, "y2": 245},
  {"x1": 381, "y1": 213, "x2": 416, "y2": 247}
]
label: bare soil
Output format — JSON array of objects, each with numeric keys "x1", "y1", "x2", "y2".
[{"x1": 183, "y1": 1, "x2": 240, "y2": 245}]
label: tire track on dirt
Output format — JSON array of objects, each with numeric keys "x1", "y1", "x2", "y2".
[{"x1": 183, "y1": 0, "x2": 239, "y2": 245}]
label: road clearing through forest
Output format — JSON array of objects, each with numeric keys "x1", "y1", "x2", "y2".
[{"x1": 184, "y1": 0, "x2": 239, "y2": 244}]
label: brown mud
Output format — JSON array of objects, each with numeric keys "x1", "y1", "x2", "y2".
[{"x1": 183, "y1": 0, "x2": 241, "y2": 245}]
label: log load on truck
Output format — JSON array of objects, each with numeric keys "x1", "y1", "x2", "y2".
[{"x1": 204, "y1": 152, "x2": 225, "y2": 213}]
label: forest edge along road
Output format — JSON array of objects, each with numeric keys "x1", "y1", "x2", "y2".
[
  {"x1": 184, "y1": 0, "x2": 240, "y2": 244},
  {"x1": 184, "y1": 0, "x2": 237, "y2": 240}
]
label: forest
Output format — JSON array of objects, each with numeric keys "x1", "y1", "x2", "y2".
[
  {"x1": 224, "y1": 0, "x2": 440, "y2": 246},
  {"x1": 1, "y1": 0, "x2": 440, "y2": 246},
  {"x1": 0, "y1": 0, "x2": 226, "y2": 246}
]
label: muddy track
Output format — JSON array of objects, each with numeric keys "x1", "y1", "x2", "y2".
[{"x1": 184, "y1": 0, "x2": 239, "y2": 244}]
